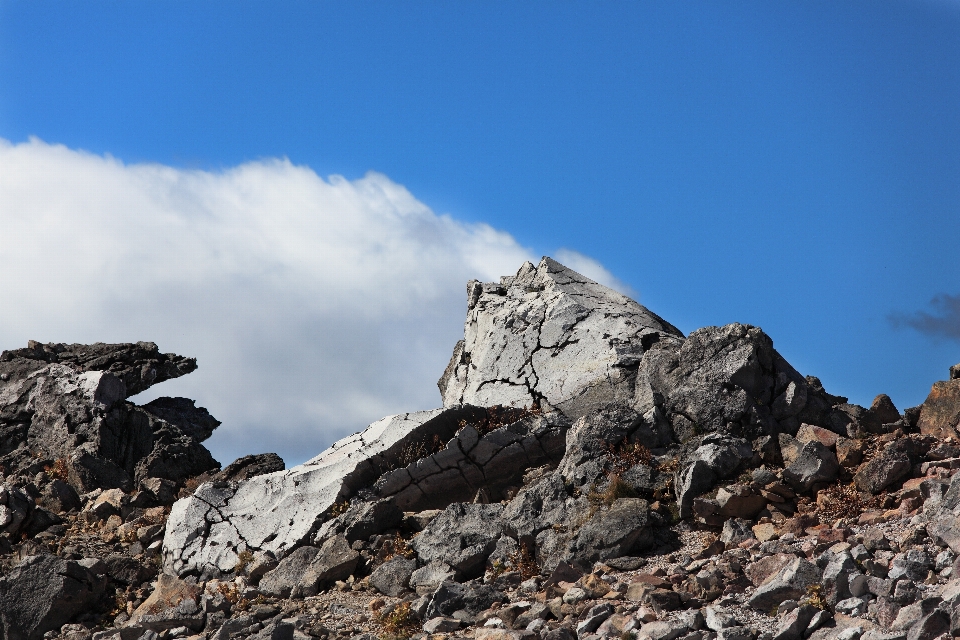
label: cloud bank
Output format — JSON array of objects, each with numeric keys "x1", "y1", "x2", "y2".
[
  {"x1": 0, "y1": 138, "x2": 627, "y2": 466},
  {"x1": 890, "y1": 293, "x2": 960, "y2": 341}
]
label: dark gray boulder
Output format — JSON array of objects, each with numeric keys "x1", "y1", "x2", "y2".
[
  {"x1": 674, "y1": 435, "x2": 753, "y2": 519},
  {"x1": 563, "y1": 497, "x2": 653, "y2": 568},
  {"x1": 369, "y1": 556, "x2": 417, "y2": 597},
  {"x1": 0, "y1": 554, "x2": 107, "y2": 640},
  {"x1": 855, "y1": 446, "x2": 912, "y2": 494},
  {"x1": 215, "y1": 453, "x2": 285, "y2": 482},
  {"x1": 782, "y1": 441, "x2": 840, "y2": 492},
  {"x1": 40, "y1": 479, "x2": 81, "y2": 513},
  {"x1": 424, "y1": 581, "x2": 507, "y2": 620},
  {"x1": 258, "y1": 536, "x2": 359, "y2": 598},
  {"x1": 410, "y1": 503, "x2": 504, "y2": 578},
  {"x1": 634, "y1": 323, "x2": 851, "y2": 443},
  {"x1": 258, "y1": 546, "x2": 321, "y2": 598}
]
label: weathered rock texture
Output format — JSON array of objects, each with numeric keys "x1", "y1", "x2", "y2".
[
  {"x1": 15, "y1": 257, "x2": 959, "y2": 640},
  {"x1": 438, "y1": 257, "x2": 683, "y2": 418},
  {"x1": 0, "y1": 341, "x2": 218, "y2": 493},
  {"x1": 164, "y1": 406, "x2": 498, "y2": 577}
]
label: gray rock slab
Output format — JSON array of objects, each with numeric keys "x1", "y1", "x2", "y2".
[
  {"x1": 438, "y1": 257, "x2": 683, "y2": 419},
  {"x1": 162, "y1": 406, "x2": 482, "y2": 577},
  {"x1": 0, "y1": 341, "x2": 217, "y2": 493}
]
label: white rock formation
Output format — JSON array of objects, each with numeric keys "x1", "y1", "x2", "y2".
[
  {"x1": 438, "y1": 256, "x2": 683, "y2": 417},
  {"x1": 162, "y1": 407, "x2": 480, "y2": 576}
]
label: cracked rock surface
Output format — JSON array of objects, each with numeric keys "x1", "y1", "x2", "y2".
[
  {"x1": 438, "y1": 257, "x2": 684, "y2": 418},
  {"x1": 163, "y1": 406, "x2": 490, "y2": 578},
  {"x1": 9, "y1": 258, "x2": 960, "y2": 640}
]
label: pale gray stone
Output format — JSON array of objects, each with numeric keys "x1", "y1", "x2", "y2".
[{"x1": 438, "y1": 257, "x2": 683, "y2": 418}]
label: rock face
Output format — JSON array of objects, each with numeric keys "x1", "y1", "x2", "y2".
[
  {"x1": 14, "y1": 258, "x2": 960, "y2": 640},
  {"x1": 918, "y1": 377, "x2": 960, "y2": 440},
  {"x1": 163, "y1": 406, "x2": 491, "y2": 577},
  {"x1": 438, "y1": 257, "x2": 684, "y2": 418},
  {"x1": 0, "y1": 341, "x2": 218, "y2": 493}
]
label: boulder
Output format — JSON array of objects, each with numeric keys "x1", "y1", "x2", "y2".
[
  {"x1": 0, "y1": 554, "x2": 107, "y2": 640},
  {"x1": 258, "y1": 546, "x2": 321, "y2": 598},
  {"x1": 409, "y1": 502, "x2": 504, "y2": 578},
  {"x1": 438, "y1": 257, "x2": 683, "y2": 419},
  {"x1": 634, "y1": 323, "x2": 850, "y2": 444},
  {"x1": 40, "y1": 479, "x2": 81, "y2": 513},
  {"x1": 854, "y1": 448, "x2": 912, "y2": 494},
  {"x1": 0, "y1": 341, "x2": 214, "y2": 493},
  {"x1": 163, "y1": 405, "x2": 486, "y2": 577},
  {"x1": 782, "y1": 441, "x2": 840, "y2": 492},
  {"x1": 675, "y1": 436, "x2": 753, "y2": 518},
  {"x1": 917, "y1": 379, "x2": 960, "y2": 440},
  {"x1": 127, "y1": 573, "x2": 204, "y2": 632},
  {"x1": 258, "y1": 536, "x2": 358, "y2": 598},
  {"x1": 369, "y1": 556, "x2": 417, "y2": 597},
  {"x1": 215, "y1": 453, "x2": 285, "y2": 482},
  {"x1": 410, "y1": 562, "x2": 457, "y2": 595},
  {"x1": 563, "y1": 498, "x2": 653, "y2": 567},
  {"x1": 424, "y1": 581, "x2": 507, "y2": 620},
  {"x1": 747, "y1": 557, "x2": 823, "y2": 611}
]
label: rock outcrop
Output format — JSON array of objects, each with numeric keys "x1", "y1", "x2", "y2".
[
  {"x1": 0, "y1": 341, "x2": 219, "y2": 493},
  {"x1": 6, "y1": 260, "x2": 960, "y2": 640},
  {"x1": 438, "y1": 257, "x2": 684, "y2": 417}
]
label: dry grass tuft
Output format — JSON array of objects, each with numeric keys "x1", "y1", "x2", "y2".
[{"x1": 377, "y1": 601, "x2": 419, "y2": 640}]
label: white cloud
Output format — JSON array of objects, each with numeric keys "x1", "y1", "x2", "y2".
[{"x1": 0, "y1": 137, "x2": 627, "y2": 466}]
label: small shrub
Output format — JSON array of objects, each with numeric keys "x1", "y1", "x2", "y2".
[
  {"x1": 801, "y1": 584, "x2": 826, "y2": 610},
  {"x1": 378, "y1": 531, "x2": 415, "y2": 565},
  {"x1": 377, "y1": 601, "x2": 418, "y2": 640},
  {"x1": 507, "y1": 541, "x2": 539, "y2": 580},
  {"x1": 45, "y1": 458, "x2": 68, "y2": 481},
  {"x1": 604, "y1": 438, "x2": 652, "y2": 475},
  {"x1": 815, "y1": 483, "x2": 875, "y2": 523},
  {"x1": 600, "y1": 474, "x2": 639, "y2": 505},
  {"x1": 330, "y1": 500, "x2": 350, "y2": 517}
]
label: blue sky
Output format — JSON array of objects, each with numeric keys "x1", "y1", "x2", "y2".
[{"x1": 1, "y1": 1, "x2": 958, "y2": 466}]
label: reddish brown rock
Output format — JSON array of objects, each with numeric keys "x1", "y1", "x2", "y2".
[
  {"x1": 816, "y1": 527, "x2": 851, "y2": 546},
  {"x1": 917, "y1": 379, "x2": 960, "y2": 440},
  {"x1": 745, "y1": 553, "x2": 795, "y2": 586},
  {"x1": 796, "y1": 424, "x2": 839, "y2": 449},
  {"x1": 868, "y1": 394, "x2": 902, "y2": 427},
  {"x1": 836, "y1": 437, "x2": 864, "y2": 467}
]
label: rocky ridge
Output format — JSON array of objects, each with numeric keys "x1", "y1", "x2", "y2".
[{"x1": 0, "y1": 258, "x2": 958, "y2": 640}]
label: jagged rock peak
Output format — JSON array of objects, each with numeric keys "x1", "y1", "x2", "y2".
[
  {"x1": 438, "y1": 256, "x2": 684, "y2": 418},
  {"x1": 0, "y1": 340, "x2": 197, "y2": 397}
]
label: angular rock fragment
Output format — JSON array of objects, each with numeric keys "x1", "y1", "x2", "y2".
[
  {"x1": 917, "y1": 377, "x2": 960, "y2": 440},
  {"x1": 563, "y1": 497, "x2": 653, "y2": 568},
  {"x1": 782, "y1": 441, "x2": 839, "y2": 492},
  {"x1": 748, "y1": 557, "x2": 822, "y2": 611},
  {"x1": 369, "y1": 556, "x2": 417, "y2": 597},
  {"x1": 855, "y1": 447, "x2": 912, "y2": 494}
]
